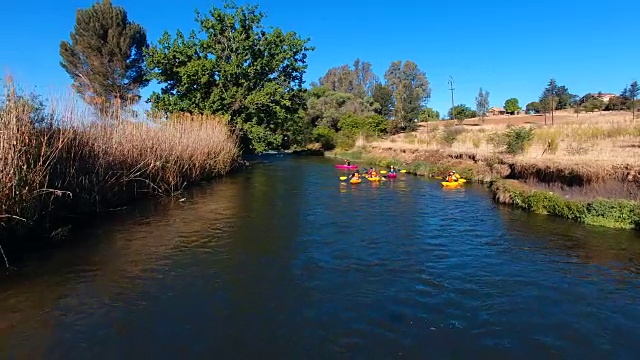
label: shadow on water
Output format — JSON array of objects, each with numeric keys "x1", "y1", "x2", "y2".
[
  {"x1": 0, "y1": 155, "x2": 639, "y2": 359},
  {"x1": 498, "y1": 207, "x2": 640, "y2": 276}
]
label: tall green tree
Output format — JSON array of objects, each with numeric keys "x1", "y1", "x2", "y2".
[
  {"x1": 419, "y1": 107, "x2": 440, "y2": 122},
  {"x1": 475, "y1": 87, "x2": 490, "y2": 122},
  {"x1": 305, "y1": 86, "x2": 376, "y2": 130},
  {"x1": 319, "y1": 59, "x2": 378, "y2": 98},
  {"x1": 371, "y1": 83, "x2": 394, "y2": 118},
  {"x1": 384, "y1": 60, "x2": 430, "y2": 132},
  {"x1": 447, "y1": 104, "x2": 476, "y2": 121},
  {"x1": 525, "y1": 101, "x2": 542, "y2": 114},
  {"x1": 59, "y1": 0, "x2": 148, "y2": 113},
  {"x1": 504, "y1": 98, "x2": 521, "y2": 114},
  {"x1": 145, "y1": 2, "x2": 314, "y2": 153},
  {"x1": 539, "y1": 78, "x2": 575, "y2": 111},
  {"x1": 622, "y1": 81, "x2": 639, "y2": 120}
]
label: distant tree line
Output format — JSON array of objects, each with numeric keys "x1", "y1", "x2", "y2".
[{"x1": 56, "y1": 0, "x2": 640, "y2": 153}]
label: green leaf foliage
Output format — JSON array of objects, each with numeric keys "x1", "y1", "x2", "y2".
[
  {"x1": 419, "y1": 107, "x2": 440, "y2": 122},
  {"x1": 59, "y1": 0, "x2": 148, "y2": 112},
  {"x1": 337, "y1": 113, "x2": 388, "y2": 137},
  {"x1": 145, "y1": 1, "x2": 314, "y2": 153},
  {"x1": 384, "y1": 60, "x2": 430, "y2": 132},
  {"x1": 475, "y1": 87, "x2": 490, "y2": 120},
  {"x1": 447, "y1": 104, "x2": 476, "y2": 121},
  {"x1": 311, "y1": 126, "x2": 337, "y2": 150},
  {"x1": 305, "y1": 86, "x2": 377, "y2": 130},
  {"x1": 504, "y1": 98, "x2": 521, "y2": 114}
]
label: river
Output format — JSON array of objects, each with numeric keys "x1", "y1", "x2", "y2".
[{"x1": 1, "y1": 156, "x2": 640, "y2": 359}]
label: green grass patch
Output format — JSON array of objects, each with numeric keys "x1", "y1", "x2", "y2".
[{"x1": 491, "y1": 180, "x2": 640, "y2": 229}]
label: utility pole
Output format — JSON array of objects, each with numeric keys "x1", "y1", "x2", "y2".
[
  {"x1": 551, "y1": 80, "x2": 555, "y2": 126},
  {"x1": 448, "y1": 76, "x2": 455, "y2": 121}
]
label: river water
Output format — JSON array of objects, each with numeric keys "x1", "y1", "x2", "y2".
[{"x1": 1, "y1": 156, "x2": 640, "y2": 359}]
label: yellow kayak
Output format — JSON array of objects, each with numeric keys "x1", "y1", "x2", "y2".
[
  {"x1": 367, "y1": 177, "x2": 381, "y2": 181},
  {"x1": 441, "y1": 181, "x2": 463, "y2": 187},
  {"x1": 350, "y1": 178, "x2": 362, "y2": 184}
]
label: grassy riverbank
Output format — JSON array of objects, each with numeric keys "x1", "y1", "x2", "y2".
[
  {"x1": 0, "y1": 81, "x2": 240, "y2": 253},
  {"x1": 326, "y1": 110, "x2": 640, "y2": 230}
]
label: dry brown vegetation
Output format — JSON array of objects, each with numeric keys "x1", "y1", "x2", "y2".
[
  {"x1": 0, "y1": 79, "x2": 239, "y2": 246},
  {"x1": 364, "y1": 110, "x2": 640, "y2": 200},
  {"x1": 374, "y1": 111, "x2": 640, "y2": 166}
]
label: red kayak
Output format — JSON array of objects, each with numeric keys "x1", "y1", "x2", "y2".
[
  {"x1": 387, "y1": 173, "x2": 398, "y2": 178},
  {"x1": 335, "y1": 164, "x2": 358, "y2": 169}
]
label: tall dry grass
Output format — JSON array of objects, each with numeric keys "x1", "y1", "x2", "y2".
[
  {"x1": 371, "y1": 111, "x2": 640, "y2": 166},
  {"x1": 0, "y1": 79, "x2": 239, "y2": 254}
]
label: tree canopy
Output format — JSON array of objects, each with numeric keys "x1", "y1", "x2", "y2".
[
  {"x1": 419, "y1": 107, "x2": 440, "y2": 122},
  {"x1": 59, "y1": 0, "x2": 148, "y2": 113},
  {"x1": 475, "y1": 87, "x2": 490, "y2": 121},
  {"x1": 145, "y1": 1, "x2": 314, "y2": 153},
  {"x1": 448, "y1": 104, "x2": 476, "y2": 121},
  {"x1": 504, "y1": 98, "x2": 521, "y2": 114},
  {"x1": 384, "y1": 60, "x2": 430, "y2": 132},
  {"x1": 318, "y1": 59, "x2": 378, "y2": 98},
  {"x1": 539, "y1": 78, "x2": 576, "y2": 111}
]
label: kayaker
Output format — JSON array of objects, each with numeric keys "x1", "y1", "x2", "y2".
[
  {"x1": 389, "y1": 166, "x2": 397, "y2": 174},
  {"x1": 350, "y1": 170, "x2": 361, "y2": 180},
  {"x1": 446, "y1": 171, "x2": 458, "y2": 183},
  {"x1": 371, "y1": 168, "x2": 378, "y2": 178},
  {"x1": 344, "y1": 159, "x2": 351, "y2": 166},
  {"x1": 452, "y1": 171, "x2": 460, "y2": 181}
]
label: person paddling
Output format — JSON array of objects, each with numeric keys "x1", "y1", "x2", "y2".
[
  {"x1": 344, "y1": 159, "x2": 351, "y2": 166},
  {"x1": 350, "y1": 170, "x2": 361, "y2": 180},
  {"x1": 389, "y1": 166, "x2": 397, "y2": 175}
]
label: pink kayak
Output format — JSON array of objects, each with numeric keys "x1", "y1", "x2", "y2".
[
  {"x1": 334, "y1": 164, "x2": 358, "y2": 169},
  {"x1": 387, "y1": 173, "x2": 398, "y2": 178}
]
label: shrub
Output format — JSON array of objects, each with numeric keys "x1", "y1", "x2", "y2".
[
  {"x1": 335, "y1": 132, "x2": 356, "y2": 150},
  {"x1": 337, "y1": 113, "x2": 388, "y2": 137},
  {"x1": 503, "y1": 125, "x2": 535, "y2": 154},
  {"x1": 471, "y1": 135, "x2": 482, "y2": 149},
  {"x1": 440, "y1": 126, "x2": 465, "y2": 147},
  {"x1": 312, "y1": 126, "x2": 336, "y2": 150}
]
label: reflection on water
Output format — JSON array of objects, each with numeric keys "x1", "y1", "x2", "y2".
[{"x1": 1, "y1": 156, "x2": 639, "y2": 358}]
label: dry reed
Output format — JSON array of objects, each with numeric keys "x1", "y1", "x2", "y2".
[{"x1": 0, "y1": 78, "x2": 239, "y2": 250}]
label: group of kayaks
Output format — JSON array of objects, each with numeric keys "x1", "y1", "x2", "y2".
[
  {"x1": 335, "y1": 164, "x2": 403, "y2": 184},
  {"x1": 335, "y1": 163, "x2": 468, "y2": 187}
]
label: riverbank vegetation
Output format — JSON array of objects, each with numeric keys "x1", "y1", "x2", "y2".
[
  {"x1": 491, "y1": 180, "x2": 640, "y2": 230},
  {"x1": 0, "y1": 80, "x2": 238, "y2": 252},
  {"x1": 2, "y1": 0, "x2": 316, "y2": 257}
]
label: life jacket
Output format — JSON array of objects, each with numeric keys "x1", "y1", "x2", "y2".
[
  {"x1": 353, "y1": 173, "x2": 360, "y2": 179},
  {"x1": 371, "y1": 171, "x2": 378, "y2": 177}
]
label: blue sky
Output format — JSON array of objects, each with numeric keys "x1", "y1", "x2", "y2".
[{"x1": 1, "y1": 0, "x2": 638, "y2": 115}]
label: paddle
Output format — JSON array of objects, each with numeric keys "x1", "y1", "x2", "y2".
[{"x1": 339, "y1": 176, "x2": 348, "y2": 181}]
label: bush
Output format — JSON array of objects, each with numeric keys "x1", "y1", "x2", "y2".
[
  {"x1": 335, "y1": 132, "x2": 356, "y2": 150},
  {"x1": 337, "y1": 113, "x2": 388, "y2": 137},
  {"x1": 471, "y1": 135, "x2": 482, "y2": 149},
  {"x1": 312, "y1": 126, "x2": 336, "y2": 150},
  {"x1": 440, "y1": 126, "x2": 465, "y2": 147},
  {"x1": 503, "y1": 125, "x2": 535, "y2": 154}
]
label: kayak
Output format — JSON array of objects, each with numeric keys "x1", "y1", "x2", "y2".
[
  {"x1": 387, "y1": 173, "x2": 398, "y2": 178},
  {"x1": 367, "y1": 177, "x2": 381, "y2": 181},
  {"x1": 350, "y1": 178, "x2": 362, "y2": 184},
  {"x1": 441, "y1": 181, "x2": 463, "y2": 187},
  {"x1": 335, "y1": 164, "x2": 358, "y2": 169}
]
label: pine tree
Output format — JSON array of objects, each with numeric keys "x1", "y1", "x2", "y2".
[{"x1": 60, "y1": 0, "x2": 148, "y2": 114}]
